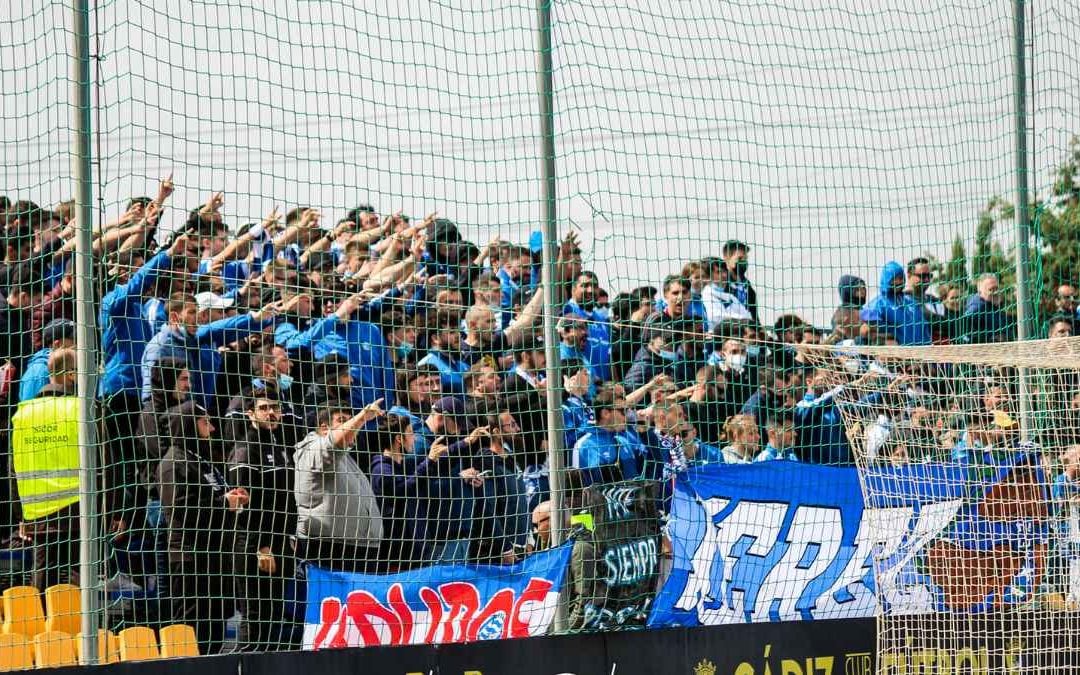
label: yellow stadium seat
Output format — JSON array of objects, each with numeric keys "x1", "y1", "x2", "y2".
[
  {"x1": 117, "y1": 626, "x2": 159, "y2": 662},
  {"x1": 0, "y1": 633, "x2": 34, "y2": 672},
  {"x1": 42, "y1": 586, "x2": 79, "y2": 636},
  {"x1": 73, "y1": 630, "x2": 120, "y2": 665},
  {"x1": 157, "y1": 624, "x2": 199, "y2": 658},
  {"x1": 1, "y1": 588, "x2": 44, "y2": 639},
  {"x1": 32, "y1": 631, "x2": 74, "y2": 669}
]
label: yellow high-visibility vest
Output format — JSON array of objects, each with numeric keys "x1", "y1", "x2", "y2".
[{"x1": 10, "y1": 395, "x2": 81, "y2": 521}]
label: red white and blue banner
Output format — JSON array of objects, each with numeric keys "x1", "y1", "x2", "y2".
[{"x1": 303, "y1": 542, "x2": 573, "y2": 649}]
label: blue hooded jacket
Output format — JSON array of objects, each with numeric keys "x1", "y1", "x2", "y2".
[{"x1": 860, "y1": 261, "x2": 931, "y2": 345}]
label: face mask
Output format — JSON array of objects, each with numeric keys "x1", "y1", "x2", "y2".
[
  {"x1": 278, "y1": 373, "x2": 294, "y2": 391},
  {"x1": 726, "y1": 354, "x2": 747, "y2": 372},
  {"x1": 396, "y1": 341, "x2": 415, "y2": 360},
  {"x1": 746, "y1": 344, "x2": 763, "y2": 361}
]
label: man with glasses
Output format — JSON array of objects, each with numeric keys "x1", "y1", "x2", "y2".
[
  {"x1": 1055, "y1": 284, "x2": 1079, "y2": 319},
  {"x1": 227, "y1": 390, "x2": 301, "y2": 651}
]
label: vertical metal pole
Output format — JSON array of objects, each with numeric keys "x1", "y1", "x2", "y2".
[
  {"x1": 72, "y1": 0, "x2": 101, "y2": 663},
  {"x1": 536, "y1": 0, "x2": 567, "y2": 633},
  {"x1": 1012, "y1": 0, "x2": 1033, "y2": 441}
]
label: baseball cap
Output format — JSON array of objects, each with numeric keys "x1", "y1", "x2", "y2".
[
  {"x1": 195, "y1": 291, "x2": 234, "y2": 312},
  {"x1": 41, "y1": 319, "x2": 76, "y2": 346},
  {"x1": 431, "y1": 396, "x2": 466, "y2": 417}
]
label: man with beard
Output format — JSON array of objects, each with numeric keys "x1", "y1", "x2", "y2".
[
  {"x1": 469, "y1": 408, "x2": 531, "y2": 564},
  {"x1": 227, "y1": 389, "x2": 301, "y2": 652},
  {"x1": 418, "y1": 309, "x2": 469, "y2": 393},
  {"x1": 722, "y1": 240, "x2": 759, "y2": 324}
]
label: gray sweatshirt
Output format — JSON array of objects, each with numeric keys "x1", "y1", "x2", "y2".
[{"x1": 294, "y1": 431, "x2": 383, "y2": 549}]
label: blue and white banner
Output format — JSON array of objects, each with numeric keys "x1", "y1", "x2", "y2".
[
  {"x1": 303, "y1": 543, "x2": 573, "y2": 649},
  {"x1": 649, "y1": 456, "x2": 1049, "y2": 628}
]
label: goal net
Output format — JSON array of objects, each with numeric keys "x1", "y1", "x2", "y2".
[{"x1": 803, "y1": 335, "x2": 1080, "y2": 673}]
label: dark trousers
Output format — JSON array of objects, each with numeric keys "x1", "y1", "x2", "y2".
[
  {"x1": 25, "y1": 504, "x2": 80, "y2": 592},
  {"x1": 168, "y1": 558, "x2": 230, "y2": 655},
  {"x1": 236, "y1": 556, "x2": 300, "y2": 652},
  {"x1": 102, "y1": 393, "x2": 144, "y2": 527}
]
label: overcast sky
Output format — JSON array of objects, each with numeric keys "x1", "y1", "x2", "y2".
[{"x1": 2, "y1": 0, "x2": 1078, "y2": 325}]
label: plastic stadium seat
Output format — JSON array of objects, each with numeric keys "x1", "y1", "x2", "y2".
[
  {"x1": 73, "y1": 630, "x2": 120, "y2": 665},
  {"x1": 0, "y1": 633, "x2": 33, "y2": 671},
  {"x1": 1, "y1": 588, "x2": 44, "y2": 639},
  {"x1": 157, "y1": 624, "x2": 199, "y2": 658},
  {"x1": 117, "y1": 626, "x2": 159, "y2": 662},
  {"x1": 32, "y1": 631, "x2": 74, "y2": 669},
  {"x1": 42, "y1": 586, "x2": 79, "y2": 636}
]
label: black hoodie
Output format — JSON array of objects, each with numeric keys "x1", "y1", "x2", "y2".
[{"x1": 159, "y1": 401, "x2": 233, "y2": 569}]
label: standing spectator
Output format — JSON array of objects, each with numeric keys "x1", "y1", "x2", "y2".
[
  {"x1": 18, "y1": 319, "x2": 75, "y2": 403},
  {"x1": 159, "y1": 401, "x2": 250, "y2": 655},
  {"x1": 573, "y1": 385, "x2": 645, "y2": 486},
  {"x1": 459, "y1": 282, "x2": 543, "y2": 366},
  {"x1": 387, "y1": 364, "x2": 443, "y2": 455},
  {"x1": 623, "y1": 319, "x2": 696, "y2": 392},
  {"x1": 418, "y1": 309, "x2": 469, "y2": 393},
  {"x1": 701, "y1": 256, "x2": 752, "y2": 329},
  {"x1": 794, "y1": 368, "x2": 880, "y2": 465},
  {"x1": 831, "y1": 275, "x2": 866, "y2": 339},
  {"x1": 294, "y1": 400, "x2": 386, "y2": 572},
  {"x1": 754, "y1": 415, "x2": 799, "y2": 462},
  {"x1": 931, "y1": 282, "x2": 967, "y2": 343},
  {"x1": 719, "y1": 414, "x2": 760, "y2": 464},
  {"x1": 1053, "y1": 284, "x2": 1079, "y2": 319},
  {"x1": 471, "y1": 409, "x2": 531, "y2": 564},
  {"x1": 860, "y1": 261, "x2": 932, "y2": 346},
  {"x1": 964, "y1": 273, "x2": 1012, "y2": 343},
  {"x1": 29, "y1": 265, "x2": 74, "y2": 351},
  {"x1": 10, "y1": 348, "x2": 79, "y2": 591},
  {"x1": 563, "y1": 272, "x2": 612, "y2": 381},
  {"x1": 100, "y1": 235, "x2": 190, "y2": 536},
  {"x1": 560, "y1": 358, "x2": 595, "y2": 452},
  {"x1": 722, "y1": 240, "x2": 758, "y2": 323},
  {"x1": 609, "y1": 289, "x2": 654, "y2": 383},
  {"x1": 227, "y1": 390, "x2": 301, "y2": 652},
  {"x1": 135, "y1": 358, "x2": 190, "y2": 499},
  {"x1": 369, "y1": 415, "x2": 452, "y2": 571}
]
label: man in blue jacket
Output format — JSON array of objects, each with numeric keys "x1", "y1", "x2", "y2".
[
  {"x1": 141, "y1": 291, "x2": 277, "y2": 411},
  {"x1": 19, "y1": 319, "x2": 75, "y2": 403},
  {"x1": 860, "y1": 261, "x2": 932, "y2": 346},
  {"x1": 572, "y1": 385, "x2": 645, "y2": 486},
  {"x1": 98, "y1": 234, "x2": 191, "y2": 533}
]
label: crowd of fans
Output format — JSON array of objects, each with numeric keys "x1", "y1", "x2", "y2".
[{"x1": 1, "y1": 179, "x2": 1079, "y2": 653}]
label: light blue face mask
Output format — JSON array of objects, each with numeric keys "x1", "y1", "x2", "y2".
[
  {"x1": 396, "y1": 341, "x2": 415, "y2": 360},
  {"x1": 278, "y1": 373, "x2": 294, "y2": 391}
]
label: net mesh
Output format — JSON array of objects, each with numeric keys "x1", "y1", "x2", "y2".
[
  {"x1": 0, "y1": 0, "x2": 1079, "y2": 666},
  {"x1": 803, "y1": 336, "x2": 1080, "y2": 672}
]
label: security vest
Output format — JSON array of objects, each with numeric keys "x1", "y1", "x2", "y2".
[{"x1": 10, "y1": 395, "x2": 80, "y2": 521}]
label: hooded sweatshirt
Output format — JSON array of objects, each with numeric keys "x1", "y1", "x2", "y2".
[{"x1": 860, "y1": 261, "x2": 932, "y2": 345}]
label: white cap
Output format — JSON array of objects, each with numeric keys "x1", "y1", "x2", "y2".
[{"x1": 195, "y1": 291, "x2": 235, "y2": 312}]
